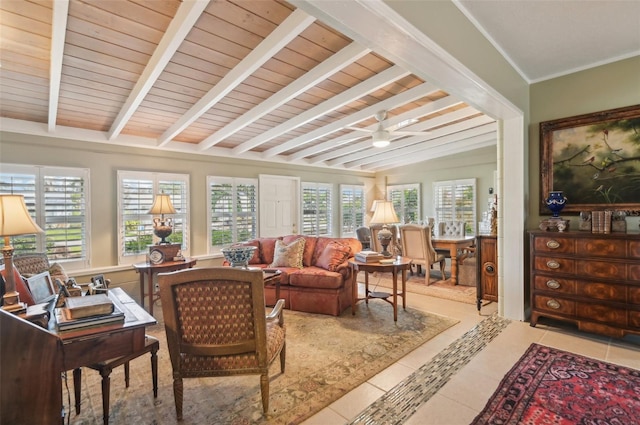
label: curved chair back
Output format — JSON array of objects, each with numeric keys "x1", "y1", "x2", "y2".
[
  {"x1": 159, "y1": 267, "x2": 286, "y2": 419},
  {"x1": 355, "y1": 226, "x2": 371, "y2": 250},
  {"x1": 437, "y1": 221, "x2": 466, "y2": 237},
  {"x1": 399, "y1": 224, "x2": 445, "y2": 284}
]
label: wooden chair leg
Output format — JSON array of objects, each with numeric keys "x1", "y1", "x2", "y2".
[
  {"x1": 98, "y1": 366, "x2": 113, "y2": 425},
  {"x1": 280, "y1": 343, "x2": 286, "y2": 373},
  {"x1": 124, "y1": 361, "x2": 130, "y2": 388},
  {"x1": 73, "y1": 368, "x2": 82, "y2": 414},
  {"x1": 151, "y1": 344, "x2": 159, "y2": 398},
  {"x1": 260, "y1": 373, "x2": 269, "y2": 413},
  {"x1": 174, "y1": 377, "x2": 184, "y2": 420}
]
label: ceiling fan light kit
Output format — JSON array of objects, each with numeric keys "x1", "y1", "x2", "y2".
[
  {"x1": 372, "y1": 130, "x2": 390, "y2": 148},
  {"x1": 349, "y1": 110, "x2": 430, "y2": 148}
]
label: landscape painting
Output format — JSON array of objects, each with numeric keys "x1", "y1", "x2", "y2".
[{"x1": 540, "y1": 104, "x2": 640, "y2": 214}]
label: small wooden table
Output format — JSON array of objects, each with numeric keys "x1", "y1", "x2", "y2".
[
  {"x1": 132, "y1": 258, "x2": 197, "y2": 316},
  {"x1": 431, "y1": 236, "x2": 475, "y2": 285},
  {"x1": 261, "y1": 269, "x2": 282, "y2": 306},
  {"x1": 349, "y1": 257, "x2": 412, "y2": 321}
]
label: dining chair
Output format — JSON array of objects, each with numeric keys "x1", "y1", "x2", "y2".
[
  {"x1": 435, "y1": 221, "x2": 467, "y2": 257},
  {"x1": 158, "y1": 267, "x2": 286, "y2": 420},
  {"x1": 399, "y1": 224, "x2": 446, "y2": 284},
  {"x1": 356, "y1": 226, "x2": 372, "y2": 250}
]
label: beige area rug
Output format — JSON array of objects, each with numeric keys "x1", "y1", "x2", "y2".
[
  {"x1": 68, "y1": 302, "x2": 458, "y2": 425},
  {"x1": 362, "y1": 270, "x2": 477, "y2": 305}
]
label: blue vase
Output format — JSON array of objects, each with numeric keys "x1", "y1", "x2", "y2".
[{"x1": 546, "y1": 191, "x2": 567, "y2": 218}]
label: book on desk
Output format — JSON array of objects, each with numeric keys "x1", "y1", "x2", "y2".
[
  {"x1": 55, "y1": 293, "x2": 125, "y2": 332},
  {"x1": 355, "y1": 250, "x2": 384, "y2": 263}
]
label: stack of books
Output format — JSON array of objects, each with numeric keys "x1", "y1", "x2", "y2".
[
  {"x1": 55, "y1": 294, "x2": 125, "y2": 332},
  {"x1": 355, "y1": 250, "x2": 384, "y2": 263}
]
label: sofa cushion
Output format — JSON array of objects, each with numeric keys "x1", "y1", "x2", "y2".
[
  {"x1": 231, "y1": 240, "x2": 261, "y2": 264},
  {"x1": 270, "y1": 238, "x2": 305, "y2": 269},
  {"x1": 288, "y1": 267, "x2": 344, "y2": 289},
  {"x1": 315, "y1": 241, "x2": 352, "y2": 272},
  {"x1": 258, "y1": 237, "x2": 282, "y2": 265},
  {"x1": 313, "y1": 237, "x2": 362, "y2": 264},
  {"x1": 49, "y1": 262, "x2": 69, "y2": 284},
  {"x1": 283, "y1": 235, "x2": 317, "y2": 267}
]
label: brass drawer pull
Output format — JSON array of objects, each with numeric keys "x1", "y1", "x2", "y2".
[
  {"x1": 546, "y1": 260, "x2": 560, "y2": 269},
  {"x1": 546, "y1": 299, "x2": 561, "y2": 309},
  {"x1": 546, "y1": 240, "x2": 560, "y2": 249},
  {"x1": 546, "y1": 280, "x2": 561, "y2": 289}
]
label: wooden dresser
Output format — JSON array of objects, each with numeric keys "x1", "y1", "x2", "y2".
[
  {"x1": 476, "y1": 234, "x2": 498, "y2": 312},
  {"x1": 529, "y1": 230, "x2": 640, "y2": 338}
]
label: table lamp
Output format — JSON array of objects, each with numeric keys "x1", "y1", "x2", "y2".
[
  {"x1": 370, "y1": 200, "x2": 399, "y2": 258},
  {"x1": 147, "y1": 193, "x2": 176, "y2": 245},
  {"x1": 0, "y1": 194, "x2": 44, "y2": 310}
]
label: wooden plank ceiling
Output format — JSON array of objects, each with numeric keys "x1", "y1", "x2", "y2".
[{"x1": 0, "y1": 0, "x2": 496, "y2": 172}]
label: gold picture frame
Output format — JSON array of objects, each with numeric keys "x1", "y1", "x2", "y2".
[{"x1": 540, "y1": 104, "x2": 640, "y2": 215}]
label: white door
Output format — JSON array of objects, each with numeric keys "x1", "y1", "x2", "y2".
[{"x1": 259, "y1": 175, "x2": 300, "y2": 237}]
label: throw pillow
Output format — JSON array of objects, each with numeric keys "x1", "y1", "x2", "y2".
[
  {"x1": 49, "y1": 262, "x2": 69, "y2": 284},
  {"x1": 315, "y1": 241, "x2": 352, "y2": 272},
  {"x1": 270, "y1": 238, "x2": 305, "y2": 269}
]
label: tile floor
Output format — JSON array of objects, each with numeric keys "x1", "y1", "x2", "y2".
[{"x1": 301, "y1": 282, "x2": 640, "y2": 425}]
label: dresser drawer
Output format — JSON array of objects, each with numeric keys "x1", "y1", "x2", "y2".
[
  {"x1": 630, "y1": 287, "x2": 640, "y2": 305},
  {"x1": 575, "y1": 281, "x2": 626, "y2": 302},
  {"x1": 533, "y1": 275, "x2": 576, "y2": 294},
  {"x1": 630, "y1": 310, "x2": 640, "y2": 328},
  {"x1": 576, "y1": 303, "x2": 627, "y2": 326},
  {"x1": 533, "y1": 256, "x2": 576, "y2": 274},
  {"x1": 630, "y1": 240, "x2": 640, "y2": 258},
  {"x1": 575, "y1": 259, "x2": 628, "y2": 280},
  {"x1": 576, "y1": 238, "x2": 628, "y2": 258},
  {"x1": 533, "y1": 236, "x2": 574, "y2": 254},
  {"x1": 533, "y1": 295, "x2": 575, "y2": 316}
]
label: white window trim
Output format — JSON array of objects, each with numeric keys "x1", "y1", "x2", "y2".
[
  {"x1": 207, "y1": 176, "x2": 259, "y2": 254},
  {"x1": 301, "y1": 182, "x2": 333, "y2": 237},
  {"x1": 1, "y1": 163, "x2": 91, "y2": 270},
  {"x1": 117, "y1": 170, "x2": 190, "y2": 265},
  {"x1": 387, "y1": 183, "x2": 421, "y2": 224},
  {"x1": 339, "y1": 184, "x2": 365, "y2": 237}
]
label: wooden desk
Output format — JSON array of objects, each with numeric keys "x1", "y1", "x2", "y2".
[
  {"x1": 349, "y1": 257, "x2": 412, "y2": 321},
  {"x1": 0, "y1": 288, "x2": 156, "y2": 424},
  {"x1": 432, "y1": 236, "x2": 475, "y2": 285},
  {"x1": 132, "y1": 258, "x2": 196, "y2": 316}
]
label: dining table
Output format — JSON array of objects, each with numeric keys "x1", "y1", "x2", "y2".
[{"x1": 431, "y1": 235, "x2": 476, "y2": 285}]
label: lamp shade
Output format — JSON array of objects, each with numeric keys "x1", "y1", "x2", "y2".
[
  {"x1": 370, "y1": 200, "x2": 382, "y2": 212},
  {"x1": 0, "y1": 194, "x2": 43, "y2": 236},
  {"x1": 147, "y1": 194, "x2": 176, "y2": 215},
  {"x1": 370, "y1": 200, "x2": 399, "y2": 224}
]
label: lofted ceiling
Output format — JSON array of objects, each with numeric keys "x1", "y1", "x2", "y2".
[
  {"x1": 1, "y1": 1, "x2": 636, "y2": 172},
  {"x1": 0, "y1": 0, "x2": 496, "y2": 172}
]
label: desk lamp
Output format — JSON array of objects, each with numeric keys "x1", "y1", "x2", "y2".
[
  {"x1": 370, "y1": 200, "x2": 399, "y2": 258},
  {"x1": 147, "y1": 193, "x2": 176, "y2": 245},
  {"x1": 0, "y1": 194, "x2": 44, "y2": 310}
]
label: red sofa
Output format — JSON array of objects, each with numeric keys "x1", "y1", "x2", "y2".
[{"x1": 229, "y1": 235, "x2": 362, "y2": 316}]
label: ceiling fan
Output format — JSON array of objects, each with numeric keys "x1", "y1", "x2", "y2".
[{"x1": 347, "y1": 110, "x2": 431, "y2": 148}]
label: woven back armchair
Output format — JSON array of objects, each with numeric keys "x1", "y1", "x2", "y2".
[{"x1": 158, "y1": 267, "x2": 286, "y2": 420}]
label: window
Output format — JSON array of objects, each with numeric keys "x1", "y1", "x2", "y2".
[
  {"x1": 207, "y1": 176, "x2": 258, "y2": 253},
  {"x1": 433, "y1": 179, "x2": 477, "y2": 234},
  {"x1": 387, "y1": 184, "x2": 420, "y2": 223},
  {"x1": 0, "y1": 164, "x2": 90, "y2": 269},
  {"x1": 117, "y1": 171, "x2": 189, "y2": 264},
  {"x1": 302, "y1": 182, "x2": 332, "y2": 236},
  {"x1": 340, "y1": 184, "x2": 365, "y2": 237}
]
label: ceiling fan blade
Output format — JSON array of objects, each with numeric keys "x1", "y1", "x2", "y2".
[
  {"x1": 345, "y1": 126, "x2": 373, "y2": 133},
  {"x1": 392, "y1": 130, "x2": 431, "y2": 136}
]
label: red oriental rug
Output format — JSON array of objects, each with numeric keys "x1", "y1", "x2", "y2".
[{"x1": 472, "y1": 343, "x2": 640, "y2": 425}]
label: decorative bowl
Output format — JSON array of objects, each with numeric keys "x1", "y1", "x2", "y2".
[{"x1": 221, "y1": 246, "x2": 257, "y2": 268}]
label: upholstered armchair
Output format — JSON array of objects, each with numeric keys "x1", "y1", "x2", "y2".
[
  {"x1": 399, "y1": 224, "x2": 446, "y2": 284},
  {"x1": 356, "y1": 226, "x2": 371, "y2": 250},
  {"x1": 158, "y1": 267, "x2": 286, "y2": 420}
]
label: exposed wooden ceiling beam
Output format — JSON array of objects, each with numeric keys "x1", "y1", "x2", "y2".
[
  {"x1": 108, "y1": 0, "x2": 209, "y2": 140},
  {"x1": 231, "y1": 65, "x2": 410, "y2": 155},
  {"x1": 198, "y1": 42, "x2": 370, "y2": 150},
  {"x1": 48, "y1": 0, "x2": 69, "y2": 132},
  {"x1": 158, "y1": 8, "x2": 316, "y2": 147}
]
